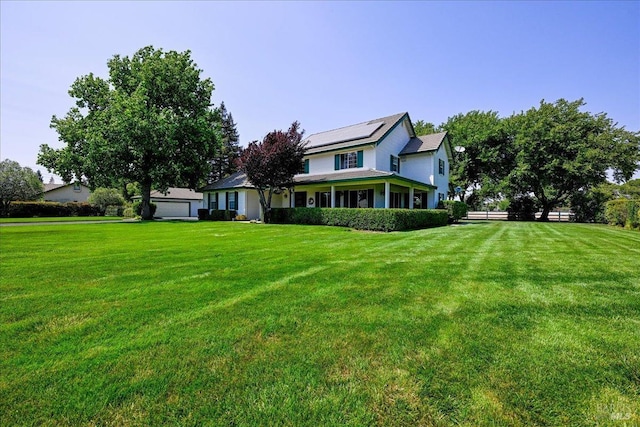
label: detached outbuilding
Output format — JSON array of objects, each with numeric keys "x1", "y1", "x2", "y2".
[
  {"x1": 44, "y1": 182, "x2": 91, "y2": 203},
  {"x1": 133, "y1": 188, "x2": 204, "y2": 217}
]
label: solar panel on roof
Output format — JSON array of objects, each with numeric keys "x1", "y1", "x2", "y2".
[{"x1": 305, "y1": 121, "x2": 384, "y2": 148}]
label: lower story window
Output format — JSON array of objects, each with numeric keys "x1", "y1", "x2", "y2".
[
  {"x1": 316, "y1": 191, "x2": 331, "y2": 208},
  {"x1": 210, "y1": 193, "x2": 218, "y2": 210},
  {"x1": 335, "y1": 189, "x2": 373, "y2": 208},
  {"x1": 227, "y1": 191, "x2": 238, "y2": 210}
]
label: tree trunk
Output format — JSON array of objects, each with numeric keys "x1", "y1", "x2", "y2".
[
  {"x1": 141, "y1": 181, "x2": 153, "y2": 220},
  {"x1": 538, "y1": 204, "x2": 551, "y2": 221},
  {"x1": 256, "y1": 188, "x2": 270, "y2": 223}
]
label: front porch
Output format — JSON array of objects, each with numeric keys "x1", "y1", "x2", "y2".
[{"x1": 291, "y1": 170, "x2": 437, "y2": 209}]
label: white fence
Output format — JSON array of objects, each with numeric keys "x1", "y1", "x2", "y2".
[{"x1": 465, "y1": 211, "x2": 573, "y2": 222}]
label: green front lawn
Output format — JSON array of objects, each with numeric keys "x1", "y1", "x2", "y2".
[
  {"x1": 1, "y1": 221, "x2": 638, "y2": 426},
  {"x1": 0, "y1": 216, "x2": 123, "y2": 223}
]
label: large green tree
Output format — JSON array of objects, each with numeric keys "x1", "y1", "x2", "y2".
[
  {"x1": 439, "y1": 110, "x2": 512, "y2": 203},
  {"x1": 506, "y1": 99, "x2": 639, "y2": 221},
  {"x1": 38, "y1": 46, "x2": 220, "y2": 219},
  {"x1": 0, "y1": 159, "x2": 44, "y2": 217}
]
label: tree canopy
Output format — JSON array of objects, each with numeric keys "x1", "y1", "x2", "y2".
[
  {"x1": 439, "y1": 110, "x2": 510, "y2": 204},
  {"x1": 417, "y1": 98, "x2": 640, "y2": 220},
  {"x1": 0, "y1": 159, "x2": 44, "y2": 216},
  {"x1": 413, "y1": 120, "x2": 437, "y2": 136},
  {"x1": 239, "y1": 122, "x2": 306, "y2": 223},
  {"x1": 505, "y1": 99, "x2": 639, "y2": 220},
  {"x1": 38, "y1": 46, "x2": 220, "y2": 219}
]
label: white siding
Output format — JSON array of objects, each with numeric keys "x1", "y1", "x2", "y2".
[
  {"x1": 246, "y1": 190, "x2": 261, "y2": 219},
  {"x1": 304, "y1": 146, "x2": 375, "y2": 175},
  {"x1": 44, "y1": 185, "x2": 91, "y2": 203},
  {"x1": 432, "y1": 144, "x2": 450, "y2": 205},
  {"x1": 401, "y1": 152, "x2": 435, "y2": 186},
  {"x1": 374, "y1": 117, "x2": 413, "y2": 172}
]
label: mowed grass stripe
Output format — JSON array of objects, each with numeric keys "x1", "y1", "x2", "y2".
[{"x1": 0, "y1": 221, "x2": 638, "y2": 426}]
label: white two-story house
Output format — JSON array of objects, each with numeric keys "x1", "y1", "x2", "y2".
[{"x1": 200, "y1": 112, "x2": 452, "y2": 220}]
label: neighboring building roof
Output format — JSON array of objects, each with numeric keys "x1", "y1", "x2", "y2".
[
  {"x1": 199, "y1": 171, "x2": 254, "y2": 191},
  {"x1": 44, "y1": 183, "x2": 65, "y2": 192},
  {"x1": 43, "y1": 183, "x2": 88, "y2": 192},
  {"x1": 133, "y1": 187, "x2": 203, "y2": 200},
  {"x1": 304, "y1": 112, "x2": 409, "y2": 155},
  {"x1": 399, "y1": 132, "x2": 448, "y2": 156}
]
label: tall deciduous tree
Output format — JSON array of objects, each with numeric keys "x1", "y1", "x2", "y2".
[
  {"x1": 208, "y1": 101, "x2": 241, "y2": 182},
  {"x1": 0, "y1": 159, "x2": 44, "y2": 216},
  {"x1": 506, "y1": 98, "x2": 640, "y2": 221},
  {"x1": 439, "y1": 110, "x2": 512, "y2": 203},
  {"x1": 38, "y1": 46, "x2": 220, "y2": 219},
  {"x1": 239, "y1": 122, "x2": 306, "y2": 223}
]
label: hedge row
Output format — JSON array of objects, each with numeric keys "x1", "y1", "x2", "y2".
[
  {"x1": 204, "y1": 209, "x2": 238, "y2": 221},
  {"x1": 270, "y1": 208, "x2": 448, "y2": 231},
  {"x1": 604, "y1": 199, "x2": 640, "y2": 229},
  {"x1": 7, "y1": 201, "x2": 102, "y2": 218}
]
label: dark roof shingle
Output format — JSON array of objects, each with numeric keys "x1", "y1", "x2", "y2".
[{"x1": 399, "y1": 132, "x2": 448, "y2": 156}]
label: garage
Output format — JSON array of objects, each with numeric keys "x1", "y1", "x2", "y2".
[{"x1": 154, "y1": 201, "x2": 190, "y2": 217}]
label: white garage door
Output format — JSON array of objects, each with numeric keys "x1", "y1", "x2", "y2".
[{"x1": 154, "y1": 201, "x2": 190, "y2": 217}]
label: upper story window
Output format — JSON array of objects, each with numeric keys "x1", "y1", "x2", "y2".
[
  {"x1": 390, "y1": 155, "x2": 400, "y2": 173},
  {"x1": 439, "y1": 159, "x2": 445, "y2": 175},
  {"x1": 303, "y1": 159, "x2": 309, "y2": 174},
  {"x1": 73, "y1": 182, "x2": 81, "y2": 192},
  {"x1": 335, "y1": 150, "x2": 363, "y2": 170}
]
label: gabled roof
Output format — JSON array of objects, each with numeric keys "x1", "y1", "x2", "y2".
[
  {"x1": 199, "y1": 171, "x2": 253, "y2": 191},
  {"x1": 304, "y1": 112, "x2": 409, "y2": 155},
  {"x1": 399, "y1": 132, "x2": 449, "y2": 156},
  {"x1": 43, "y1": 183, "x2": 89, "y2": 192},
  {"x1": 44, "y1": 183, "x2": 65, "y2": 192}
]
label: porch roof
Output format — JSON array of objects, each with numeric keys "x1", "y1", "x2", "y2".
[{"x1": 293, "y1": 169, "x2": 436, "y2": 190}]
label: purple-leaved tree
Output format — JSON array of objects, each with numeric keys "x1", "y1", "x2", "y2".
[{"x1": 239, "y1": 121, "x2": 306, "y2": 223}]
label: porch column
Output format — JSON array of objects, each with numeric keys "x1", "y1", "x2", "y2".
[
  {"x1": 409, "y1": 187, "x2": 414, "y2": 209},
  {"x1": 384, "y1": 181, "x2": 390, "y2": 208},
  {"x1": 330, "y1": 185, "x2": 336, "y2": 208}
]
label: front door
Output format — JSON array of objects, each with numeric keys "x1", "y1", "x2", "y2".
[{"x1": 294, "y1": 191, "x2": 307, "y2": 207}]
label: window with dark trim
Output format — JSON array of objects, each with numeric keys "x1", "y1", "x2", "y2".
[
  {"x1": 210, "y1": 193, "x2": 219, "y2": 210},
  {"x1": 334, "y1": 150, "x2": 363, "y2": 170},
  {"x1": 315, "y1": 191, "x2": 331, "y2": 208},
  {"x1": 303, "y1": 159, "x2": 309, "y2": 174},
  {"x1": 227, "y1": 191, "x2": 238, "y2": 210},
  {"x1": 439, "y1": 159, "x2": 445, "y2": 175},
  {"x1": 390, "y1": 155, "x2": 400, "y2": 173}
]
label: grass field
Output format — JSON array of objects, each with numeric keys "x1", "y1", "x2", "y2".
[
  {"x1": 0, "y1": 216, "x2": 123, "y2": 223},
  {"x1": 1, "y1": 221, "x2": 638, "y2": 426}
]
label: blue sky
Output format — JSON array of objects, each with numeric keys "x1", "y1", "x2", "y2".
[{"x1": 1, "y1": 1, "x2": 639, "y2": 182}]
